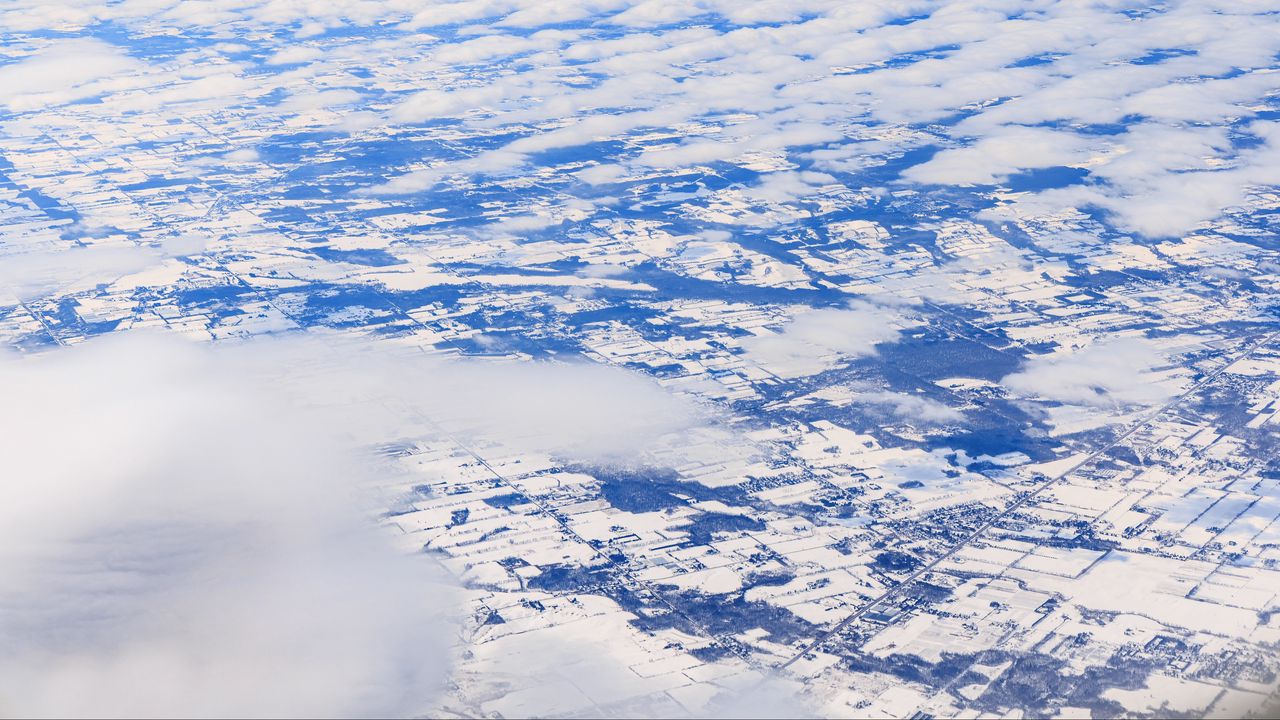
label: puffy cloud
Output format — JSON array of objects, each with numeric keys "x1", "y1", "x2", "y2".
[
  {"x1": 0, "y1": 333, "x2": 454, "y2": 718},
  {"x1": 1001, "y1": 336, "x2": 1186, "y2": 409},
  {"x1": 903, "y1": 127, "x2": 1094, "y2": 186},
  {"x1": 276, "y1": 87, "x2": 364, "y2": 112},
  {"x1": 856, "y1": 389, "x2": 963, "y2": 424},
  {"x1": 738, "y1": 302, "x2": 907, "y2": 378},
  {"x1": 0, "y1": 39, "x2": 140, "y2": 111},
  {"x1": 368, "y1": 0, "x2": 1280, "y2": 239},
  {"x1": 7, "y1": 0, "x2": 1273, "y2": 243},
  {"x1": 737, "y1": 170, "x2": 839, "y2": 204},
  {"x1": 265, "y1": 45, "x2": 324, "y2": 65},
  {"x1": 984, "y1": 121, "x2": 1280, "y2": 238},
  {"x1": 404, "y1": 0, "x2": 520, "y2": 29},
  {"x1": 390, "y1": 350, "x2": 721, "y2": 462},
  {"x1": 0, "y1": 329, "x2": 728, "y2": 717},
  {"x1": 392, "y1": 82, "x2": 526, "y2": 123}
]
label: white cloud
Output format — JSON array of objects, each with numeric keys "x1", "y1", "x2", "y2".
[
  {"x1": 362, "y1": 0, "x2": 1280, "y2": 238},
  {"x1": 0, "y1": 332, "x2": 454, "y2": 718},
  {"x1": 857, "y1": 389, "x2": 963, "y2": 424},
  {"x1": 393, "y1": 350, "x2": 721, "y2": 462},
  {"x1": 392, "y1": 82, "x2": 523, "y2": 123},
  {"x1": 982, "y1": 121, "x2": 1280, "y2": 238},
  {"x1": 404, "y1": 0, "x2": 519, "y2": 29},
  {"x1": 739, "y1": 302, "x2": 907, "y2": 378},
  {"x1": 0, "y1": 236, "x2": 207, "y2": 301},
  {"x1": 1001, "y1": 336, "x2": 1187, "y2": 409},
  {"x1": 11, "y1": 1, "x2": 1271, "y2": 245},
  {"x1": 6, "y1": 0, "x2": 1279, "y2": 714},
  {"x1": 0, "y1": 328, "x2": 730, "y2": 716},
  {"x1": 903, "y1": 127, "x2": 1093, "y2": 186},
  {"x1": 461, "y1": 604, "x2": 813, "y2": 718},
  {"x1": 0, "y1": 39, "x2": 140, "y2": 111},
  {"x1": 357, "y1": 148, "x2": 529, "y2": 194},
  {"x1": 576, "y1": 262, "x2": 630, "y2": 278},
  {"x1": 265, "y1": 45, "x2": 324, "y2": 65},
  {"x1": 738, "y1": 170, "x2": 838, "y2": 204},
  {"x1": 700, "y1": 672, "x2": 815, "y2": 718}
]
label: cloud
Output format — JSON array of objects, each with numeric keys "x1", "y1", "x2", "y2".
[
  {"x1": 0, "y1": 332, "x2": 454, "y2": 718},
  {"x1": 391, "y1": 82, "x2": 523, "y2": 123},
  {"x1": 265, "y1": 45, "x2": 324, "y2": 65},
  {"x1": 1001, "y1": 336, "x2": 1186, "y2": 409},
  {"x1": 903, "y1": 127, "x2": 1093, "y2": 186},
  {"x1": 355, "y1": 0, "x2": 1280, "y2": 239},
  {"x1": 357, "y1": 150, "x2": 529, "y2": 195},
  {"x1": 0, "y1": 236, "x2": 207, "y2": 301},
  {"x1": 404, "y1": 0, "x2": 520, "y2": 29},
  {"x1": 460, "y1": 604, "x2": 813, "y2": 718},
  {"x1": 5, "y1": 1, "x2": 1279, "y2": 715},
  {"x1": 704, "y1": 673, "x2": 815, "y2": 719},
  {"x1": 0, "y1": 38, "x2": 140, "y2": 111},
  {"x1": 856, "y1": 389, "x2": 963, "y2": 424},
  {"x1": 1059, "y1": 121, "x2": 1280, "y2": 238},
  {"x1": 7, "y1": 1, "x2": 1273, "y2": 243},
  {"x1": 737, "y1": 170, "x2": 838, "y2": 205},
  {"x1": 0, "y1": 328, "x2": 725, "y2": 717},
  {"x1": 576, "y1": 262, "x2": 630, "y2": 278},
  {"x1": 738, "y1": 302, "x2": 907, "y2": 378},
  {"x1": 390, "y1": 350, "x2": 721, "y2": 462}
]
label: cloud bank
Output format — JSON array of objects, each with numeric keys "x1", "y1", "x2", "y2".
[
  {"x1": 0, "y1": 333, "x2": 453, "y2": 718},
  {"x1": 0, "y1": 330, "x2": 722, "y2": 717}
]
